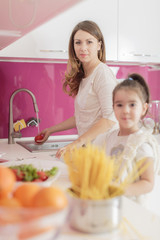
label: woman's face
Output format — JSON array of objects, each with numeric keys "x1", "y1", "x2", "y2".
[{"x1": 73, "y1": 30, "x2": 101, "y2": 64}]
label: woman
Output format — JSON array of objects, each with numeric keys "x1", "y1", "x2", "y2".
[{"x1": 37, "y1": 20, "x2": 118, "y2": 157}]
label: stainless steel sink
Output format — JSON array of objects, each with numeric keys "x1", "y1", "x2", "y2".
[{"x1": 17, "y1": 140, "x2": 73, "y2": 153}]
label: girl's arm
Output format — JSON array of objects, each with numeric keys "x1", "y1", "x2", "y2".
[
  {"x1": 37, "y1": 116, "x2": 76, "y2": 143},
  {"x1": 125, "y1": 157, "x2": 154, "y2": 196}
]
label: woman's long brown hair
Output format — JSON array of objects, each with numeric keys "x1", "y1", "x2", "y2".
[{"x1": 62, "y1": 20, "x2": 106, "y2": 97}]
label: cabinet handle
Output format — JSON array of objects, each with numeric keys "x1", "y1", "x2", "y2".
[
  {"x1": 132, "y1": 53, "x2": 151, "y2": 57},
  {"x1": 40, "y1": 50, "x2": 68, "y2": 53},
  {"x1": 123, "y1": 53, "x2": 159, "y2": 57}
]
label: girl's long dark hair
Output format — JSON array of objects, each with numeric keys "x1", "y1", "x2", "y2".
[{"x1": 113, "y1": 73, "x2": 150, "y2": 117}]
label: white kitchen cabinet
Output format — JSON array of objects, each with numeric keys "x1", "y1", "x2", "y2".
[
  {"x1": 118, "y1": 0, "x2": 160, "y2": 63},
  {"x1": 0, "y1": 0, "x2": 118, "y2": 61},
  {"x1": 0, "y1": 0, "x2": 83, "y2": 50}
]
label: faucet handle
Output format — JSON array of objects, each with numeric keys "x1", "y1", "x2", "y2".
[
  {"x1": 11, "y1": 131, "x2": 22, "y2": 138},
  {"x1": 27, "y1": 117, "x2": 40, "y2": 127}
]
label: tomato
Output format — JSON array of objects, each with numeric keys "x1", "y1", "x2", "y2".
[
  {"x1": 34, "y1": 134, "x2": 44, "y2": 143},
  {"x1": 11, "y1": 169, "x2": 24, "y2": 181},
  {"x1": 32, "y1": 178, "x2": 43, "y2": 182},
  {"x1": 37, "y1": 171, "x2": 48, "y2": 181}
]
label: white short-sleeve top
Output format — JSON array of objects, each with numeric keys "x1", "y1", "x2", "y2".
[
  {"x1": 93, "y1": 128, "x2": 160, "y2": 207},
  {"x1": 74, "y1": 62, "x2": 118, "y2": 136}
]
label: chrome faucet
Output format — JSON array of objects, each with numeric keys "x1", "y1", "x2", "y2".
[{"x1": 8, "y1": 88, "x2": 39, "y2": 144}]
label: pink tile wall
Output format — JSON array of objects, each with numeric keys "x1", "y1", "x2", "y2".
[
  {"x1": 147, "y1": 69, "x2": 160, "y2": 100},
  {"x1": 115, "y1": 64, "x2": 160, "y2": 101},
  {"x1": 0, "y1": 60, "x2": 160, "y2": 139},
  {"x1": 0, "y1": 61, "x2": 77, "y2": 138}
]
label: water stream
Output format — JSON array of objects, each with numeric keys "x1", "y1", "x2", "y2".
[{"x1": 36, "y1": 112, "x2": 40, "y2": 134}]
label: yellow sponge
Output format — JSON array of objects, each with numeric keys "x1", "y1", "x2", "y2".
[{"x1": 13, "y1": 119, "x2": 26, "y2": 132}]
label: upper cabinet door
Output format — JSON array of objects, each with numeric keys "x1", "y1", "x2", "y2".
[
  {"x1": 0, "y1": 0, "x2": 118, "y2": 61},
  {"x1": 118, "y1": 0, "x2": 160, "y2": 63},
  {"x1": 0, "y1": 0, "x2": 83, "y2": 50}
]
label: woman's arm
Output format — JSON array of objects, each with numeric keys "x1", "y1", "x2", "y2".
[
  {"x1": 125, "y1": 158, "x2": 154, "y2": 196},
  {"x1": 74, "y1": 117, "x2": 116, "y2": 146},
  {"x1": 37, "y1": 116, "x2": 76, "y2": 143},
  {"x1": 56, "y1": 117, "x2": 116, "y2": 158}
]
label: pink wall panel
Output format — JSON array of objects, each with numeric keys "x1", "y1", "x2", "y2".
[
  {"x1": 115, "y1": 65, "x2": 160, "y2": 101},
  {"x1": 0, "y1": 62, "x2": 77, "y2": 138},
  {"x1": 147, "y1": 70, "x2": 160, "y2": 101},
  {"x1": 0, "y1": 60, "x2": 160, "y2": 139}
]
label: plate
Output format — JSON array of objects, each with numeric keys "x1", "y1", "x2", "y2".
[{"x1": 1, "y1": 159, "x2": 61, "y2": 187}]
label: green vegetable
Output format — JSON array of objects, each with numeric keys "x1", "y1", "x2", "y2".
[
  {"x1": 45, "y1": 167, "x2": 58, "y2": 177},
  {"x1": 9, "y1": 164, "x2": 58, "y2": 182}
]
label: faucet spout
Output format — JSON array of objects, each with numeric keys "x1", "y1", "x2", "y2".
[{"x1": 8, "y1": 88, "x2": 39, "y2": 144}]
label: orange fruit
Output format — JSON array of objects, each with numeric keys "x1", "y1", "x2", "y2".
[
  {"x1": 0, "y1": 197, "x2": 22, "y2": 207},
  {"x1": 31, "y1": 186, "x2": 68, "y2": 210},
  {"x1": 0, "y1": 166, "x2": 16, "y2": 198},
  {"x1": 19, "y1": 226, "x2": 53, "y2": 240},
  {"x1": 0, "y1": 197, "x2": 22, "y2": 225},
  {"x1": 13, "y1": 183, "x2": 41, "y2": 207}
]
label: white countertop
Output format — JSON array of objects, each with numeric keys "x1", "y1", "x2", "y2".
[{"x1": 1, "y1": 136, "x2": 160, "y2": 240}]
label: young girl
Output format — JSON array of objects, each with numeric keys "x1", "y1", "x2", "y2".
[
  {"x1": 37, "y1": 20, "x2": 117, "y2": 158},
  {"x1": 93, "y1": 73, "x2": 160, "y2": 207}
]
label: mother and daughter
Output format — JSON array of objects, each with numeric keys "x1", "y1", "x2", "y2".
[{"x1": 37, "y1": 20, "x2": 159, "y2": 208}]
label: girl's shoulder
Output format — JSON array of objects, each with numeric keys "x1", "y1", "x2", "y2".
[
  {"x1": 127, "y1": 129, "x2": 158, "y2": 147},
  {"x1": 124, "y1": 129, "x2": 160, "y2": 174}
]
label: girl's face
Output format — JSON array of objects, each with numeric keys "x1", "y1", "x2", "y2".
[
  {"x1": 73, "y1": 30, "x2": 101, "y2": 64},
  {"x1": 113, "y1": 89, "x2": 148, "y2": 136}
]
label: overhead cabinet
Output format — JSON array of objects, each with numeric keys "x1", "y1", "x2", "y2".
[
  {"x1": 0, "y1": 0, "x2": 118, "y2": 61},
  {"x1": 0, "y1": 0, "x2": 83, "y2": 50},
  {"x1": 118, "y1": 0, "x2": 160, "y2": 63},
  {"x1": 0, "y1": 0, "x2": 160, "y2": 64}
]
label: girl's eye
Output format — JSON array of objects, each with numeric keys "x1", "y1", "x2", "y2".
[
  {"x1": 130, "y1": 103, "x2": 136, "y2": 107},
  {"x1": 116, "y1": 104, "x2": 122, "y2": 107},
  {"x1": 87, "y1": 40, "x2": 93, "y2": 44}
]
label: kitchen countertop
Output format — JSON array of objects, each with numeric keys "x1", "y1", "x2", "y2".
[{"x1": 1, "y1": 136, "x2": 160, "y2": 240}]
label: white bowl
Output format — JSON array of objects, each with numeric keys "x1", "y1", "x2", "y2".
[
  {"x1": 1, "y1": 159, "x2": 61, "y2": 187},
  {"x1": 0, "y1": 205, "x2": 69, "y2": 240}
]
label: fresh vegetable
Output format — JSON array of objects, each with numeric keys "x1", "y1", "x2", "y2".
[
  {"x1": 37, "y1": 171, "x2": 48, "y2": 181},
  {"x1": 11, "y1": 168, "x2": 24, "y2": 181},
  {"x1": 35, "y1": 134, "x2": 44, "y2": 143},
  {"x1": 9, "y1": 164, "x2": 58, "y2": 182}
]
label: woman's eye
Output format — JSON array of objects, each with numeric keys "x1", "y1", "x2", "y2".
[
  {"x1": 75, "y1": 41, "x2": 80, "y2": 45},
  {"x1": 87, "y1": 40, "x2": 93, "y2": 44}
]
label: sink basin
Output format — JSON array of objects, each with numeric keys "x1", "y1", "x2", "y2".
[{"x1": 17, "y1": 140, "x2": 73, "y2": 153}]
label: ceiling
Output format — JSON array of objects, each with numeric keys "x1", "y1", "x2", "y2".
[{"x1": 0, "y1": 0, "x2": 82, "y2": 50}]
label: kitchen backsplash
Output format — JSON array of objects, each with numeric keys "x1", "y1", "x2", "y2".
[{"x1": 0, "y1": 60, "x2": 160, "y2": 139}]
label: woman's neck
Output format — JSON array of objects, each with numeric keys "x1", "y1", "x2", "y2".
[{"x1": 83, "y1": 60, "x2": 101, "y2": 78}]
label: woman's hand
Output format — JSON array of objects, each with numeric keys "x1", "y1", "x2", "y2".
[
  {"x1": 35, "y1": 128, "x2": 51, "y2": 144},
  {"x1": 55, "y1": 139, "x2": 84, "y2": 159},
  {"x1": 56, "y1": 147, "x2": 67, "y2": 159}
]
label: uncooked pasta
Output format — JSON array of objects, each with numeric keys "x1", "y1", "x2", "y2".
[{"x1": 63, "y1": 144, "x2": 149, "y2": 200}]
